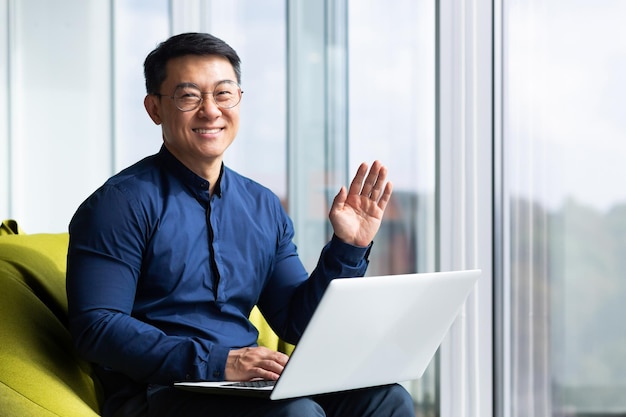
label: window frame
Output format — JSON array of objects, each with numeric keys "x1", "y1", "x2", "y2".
[{"x1": 437, "y1": 0, "x2": 495, "y2": 416}]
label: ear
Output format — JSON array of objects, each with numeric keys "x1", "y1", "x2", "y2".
[{"x1": 144, "y1": 95, "x2": 162, "y2": 125}]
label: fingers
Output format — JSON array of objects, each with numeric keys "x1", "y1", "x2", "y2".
[
  {"x1": 348, "y1": 160, "x2": 390, "y2": 204},
  {"x1": 247, "y1": 348, "x2": 288, "y2": 379},
  {"x1": 367, "y1": 164, "x2": 387, "y2": 202},
  {"x1": 225, "y1": 346, "x2": 289, "y2": 381},
  {"x1": 347, "y1": 162, "x2": 369, "y2": 196},
  {"x1": 377, "y1": 181, "x2": 393, "y2": 211}
]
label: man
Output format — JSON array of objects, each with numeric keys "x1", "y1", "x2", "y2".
[{"x1": 66, "y1": 32, "x2": 414, "y2": 417}]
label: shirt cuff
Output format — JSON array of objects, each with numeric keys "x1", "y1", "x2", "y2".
[
  {"x1": 206, "y1": 344, "x2": 230, "y2": 381},
  {"x1": 328, "y1": 234, "x2": 373, "y2": 267}
]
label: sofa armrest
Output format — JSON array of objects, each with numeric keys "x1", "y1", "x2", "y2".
[{"x1": 0, "y1": 232, "x2": 102, "y2": 416}]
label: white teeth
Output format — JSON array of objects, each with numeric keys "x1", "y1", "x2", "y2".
[{"x1": 194, "y1": 128, "x2": 221, "y2": 134}]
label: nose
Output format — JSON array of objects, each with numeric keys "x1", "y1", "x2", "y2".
[{"x1": 197, "y1": 93, "x2": 222, "y2": 118}]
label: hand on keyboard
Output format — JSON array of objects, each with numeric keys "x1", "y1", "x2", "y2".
[{"x1": 225, "y1": 346, "x2": 289, "y2": 382}]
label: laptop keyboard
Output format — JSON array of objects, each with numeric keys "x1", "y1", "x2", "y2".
[{"x1": 225, "y1": 380, "x2": 277, "y2": 388}]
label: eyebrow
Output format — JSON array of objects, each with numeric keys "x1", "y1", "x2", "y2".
[
  {"x1": 175, "y1": 82, "x2": 200, "y2": 90},
  {"x1": 174, "y1": 80, "x2": 236, "y2": 90}
]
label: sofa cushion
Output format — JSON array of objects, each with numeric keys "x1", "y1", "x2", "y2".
[{"x1": 0, "y1": 232, "x2": 102, "y2": 416}]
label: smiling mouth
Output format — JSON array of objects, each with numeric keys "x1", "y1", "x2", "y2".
[{"x1": 193, "y1": 128, "x2": 222, "y2": 134}]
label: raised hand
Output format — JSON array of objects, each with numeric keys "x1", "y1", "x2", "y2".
[{"x1": 329, "y1": 161, "x2": 393, "y2": 247}]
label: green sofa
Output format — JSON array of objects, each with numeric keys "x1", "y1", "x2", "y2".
[{"x1": 0, "y1": 220, "x2": 292, "y2": 417}]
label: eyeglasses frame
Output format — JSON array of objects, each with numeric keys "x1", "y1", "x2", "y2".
[{"x1": 154, "y1": 80, "x2": 243, "y2": 112}]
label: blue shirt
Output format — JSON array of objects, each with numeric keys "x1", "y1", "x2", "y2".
[{"x1": 66, "y1": 146, "x2": 370, "y2": 408}]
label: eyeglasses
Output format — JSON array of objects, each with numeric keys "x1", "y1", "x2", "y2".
[{"x1": 155, "y1": 80, "x2": 243, "y2": 112}]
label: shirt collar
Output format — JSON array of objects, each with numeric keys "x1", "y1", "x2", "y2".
[{"x1": 157, "y1": 145, "x2": 224, "y2": 198}]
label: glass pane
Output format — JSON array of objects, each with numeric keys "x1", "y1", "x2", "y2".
[
  {"x1": 348, "y1": 0, "x2": 437, "y2": 413},
  {"x1": 503, "y1": 0, "x2": 626, "y2": 415}
]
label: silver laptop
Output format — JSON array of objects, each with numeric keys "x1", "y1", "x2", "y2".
[{"x1": 174, "y1": 269, "x2": 480, "y2": 400}]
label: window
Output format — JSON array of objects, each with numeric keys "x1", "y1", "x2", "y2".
[
  {"x1": 348, "y1": 0, "x2": 436, "y2": 277},
  {"x1": 500, "y1": 1, "x2": 626, "y2": 415}
]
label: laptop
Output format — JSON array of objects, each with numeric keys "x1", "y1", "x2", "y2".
[{"x1": 174, "y1": 269, "x2": 480, "y2": 400}]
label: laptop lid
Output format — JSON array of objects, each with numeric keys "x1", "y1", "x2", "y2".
[{"x1": 175, "y1": 269, "x2": 480, "y2": 400}]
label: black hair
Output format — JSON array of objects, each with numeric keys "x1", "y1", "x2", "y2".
[{"x1": 143, "y1": 32, "x2": 241, "y2": 95}]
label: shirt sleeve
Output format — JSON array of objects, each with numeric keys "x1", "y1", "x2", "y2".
[
  {"x1": 257, "y1": 204, "x2": 371, "y2": 345},
  {"x1": 66, "y1": 185, "x2": 229, "y2": 385}
]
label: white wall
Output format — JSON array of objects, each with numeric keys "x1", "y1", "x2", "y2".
[
  {"x1": 1, "y1": 0, "x2": 169, "y2": 233},
  {"x1": 3, "y1": 0, "x2": 112, "y2": 232}
]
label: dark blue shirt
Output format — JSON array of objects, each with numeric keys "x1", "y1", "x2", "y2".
[{"x1": 66, "y1": 146, "x2": 370, "y2": 401}]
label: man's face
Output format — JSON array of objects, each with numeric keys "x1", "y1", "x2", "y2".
[{"x1": 144, "y1": 54, "x2": 241, "y2": 176}]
